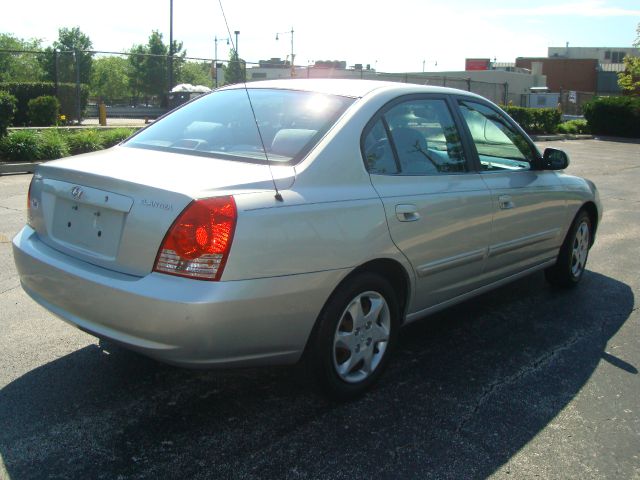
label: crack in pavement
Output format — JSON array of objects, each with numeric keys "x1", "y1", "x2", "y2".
[
  {"x1": 452, "y1": 313, "x2": 629, "y2": 435},
  {"x1": 0, "y1": 204, "x2": 23, "y2": 212},
  {"x1": 0, "y1": 284, "x2": 20, "y2": 296}
]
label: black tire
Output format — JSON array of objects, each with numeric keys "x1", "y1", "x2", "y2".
[
  {"x1": 545, "y1": 209, "x2": 592, "y2": 288},
  {"x1": 307, "y1": 272, "x2": 400, "y2": 401}
]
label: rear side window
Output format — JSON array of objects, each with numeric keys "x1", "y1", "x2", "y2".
[
  {"x1": 363, "y1": 98, "x2": 468, "y2": 175},
  {"x1": 124, "y1": 89, "x2": 354, "y2": 165},
  {"x1": 363, "y1": 119, "x2": 398, "y2": 174}
]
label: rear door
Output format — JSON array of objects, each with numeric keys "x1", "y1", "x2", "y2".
[
  {"x1": 364, "y1": 95, "x2": 493, "y2": 313},
  {"x1": 455, "y1": 99, "x2": 567, "y2": 280}
]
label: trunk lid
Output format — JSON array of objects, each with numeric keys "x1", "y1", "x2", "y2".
[{"x1": 30, "y1": 146, "x2": 294, "y2": 276}]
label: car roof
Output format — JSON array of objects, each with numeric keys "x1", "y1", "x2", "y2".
[{"x1": 219, "y1": 78, "x2": 484, "y2": 100}]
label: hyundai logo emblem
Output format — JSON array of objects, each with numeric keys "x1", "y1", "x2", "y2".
[{"x1": 71, "y1": 186, "x2": 84, "y2": 200}]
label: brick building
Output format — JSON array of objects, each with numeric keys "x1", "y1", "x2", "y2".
[{"x1": 514, "y1": 57, "x2": 598, "y2": 93}]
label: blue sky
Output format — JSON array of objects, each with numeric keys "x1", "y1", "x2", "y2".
[{"x1": 2, "y1": 0, "x2": 639, "y2": 72}]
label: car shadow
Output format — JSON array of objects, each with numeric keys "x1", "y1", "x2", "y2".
[{"x1": 0, "y1": 270, "x2": 634, "y2": 479}]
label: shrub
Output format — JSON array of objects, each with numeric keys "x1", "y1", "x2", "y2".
[
  {"x1": 502, "y1": 106, "x2": 562, "y2": 134},
  {"x1": 0, "y1": 130, "x2": 40, "y2": 162},
  {"x1": 0, "y1": 82, "x2": 89, "y2": 125},
  {"x1": 583, "y1": 96, "x2": 640, "y2": 138},
  {"x1": 557, "y1": 119, "x2": 590, "y2": 135},
  {"x1": 100, "y1": 128, "x2": 135, "y2": 148},
  {"x1": 27, "y1": 95, "x2": 60, "y2": 126},
  {"x1": 38, "y1": 130, "x2": 70, "y2": 160},
  {"x1": 67, "y1": 129, "x2": 104, "y2": 155},
  {"x1": 0, "y1": 91, "x2": 17, "y2": 137}
]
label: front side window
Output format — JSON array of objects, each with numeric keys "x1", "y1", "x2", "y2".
[
  {"x1": 124, "y1": 88, "x2": 354, "y2": 165},
  {"x1": 458, "y1": 100, "x2": 537, "y2": 171},
  {"x1": 363, "y1": 98, "x2": 468, "y2": 175}
]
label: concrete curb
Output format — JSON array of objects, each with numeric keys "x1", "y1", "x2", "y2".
[
  {"x1": 0, "y1": 162, "x2": 41, "y2": 175},
  {"x1": 532, "y1": 134, "x2": 594, "y2": 141},
  {"x1": 7, "y1": 125, "x2": 144, "y2": 131}
]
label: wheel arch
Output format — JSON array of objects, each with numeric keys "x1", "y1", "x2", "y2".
[
  {"x1": 348, "y1": 258, "x2": 412, "y2": 322},
  {"x1": 301, "y1": 257, "x2": 413, "y2": 360},
  {"x1": 580, "y1": 201, "x2": 599, "y2": 246}
]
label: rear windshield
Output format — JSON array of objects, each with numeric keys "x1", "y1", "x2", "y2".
[{"x1": 123, "y1": 88, "x2": 355, "y2": 165}]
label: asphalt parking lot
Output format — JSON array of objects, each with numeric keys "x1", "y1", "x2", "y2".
[{"x1": 1, "y1": 138, "x2": 638, "y2": 479}]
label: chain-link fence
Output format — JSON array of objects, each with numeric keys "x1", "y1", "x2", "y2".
[
  {"x1": 1, "y1": 48, "x2": 525, "y2": 123},
  {"x1": 558, "y1": 90, "x2": 595, "y2": 116},
  {"x1": 0, "y1": 48, "x2": 217, "y2": 123}
]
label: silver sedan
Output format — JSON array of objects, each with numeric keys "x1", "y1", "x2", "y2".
[{"x1": 13, "y1": 79, "x2": 602, "y2": 399}]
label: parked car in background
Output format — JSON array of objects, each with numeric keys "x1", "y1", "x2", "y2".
[{"x1": 13, "y1": 79, "x2": 601, "y2": 399}]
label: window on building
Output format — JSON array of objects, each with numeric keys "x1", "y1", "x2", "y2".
[{"x1": 611, "y1": 51, "x2": 626, "y2": 63}]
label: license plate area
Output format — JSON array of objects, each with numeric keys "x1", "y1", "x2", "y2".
[{"x1": 51, "y1": 198, "x2": 125, "y2": 258}]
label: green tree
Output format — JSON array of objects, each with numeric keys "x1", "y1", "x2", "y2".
[
  {"x1": 0, "y1": 33, "x2": 45, "y2": 82},
  {"x1": 145, "y1": 31, "x2": 170, "y2": 98},
  {"x1": 224, "y1": 49, "x2": 246, "y2": 85},
  {"x1": 617, "y1": 23, "x2": 640, "y2": 95},
  {"x1": 128, "y1": 44, "x2": 147, "y2": 100},
  {"x1": 90, "y1": 56, "x2": 131, "y2": 102},
  {"x1": 178, "y1": 61, "x2": 213, "y2": 87},
  {"x1": 41, "y1": 27, "x2": 93, "y2": 84},
  {"x1": 127, "y1": 31, "x2": 185, "y2": 102}
]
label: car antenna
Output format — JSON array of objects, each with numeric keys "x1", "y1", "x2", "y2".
[{"x1": 217, "y1": 0, "x2": 284, "y2": 202}]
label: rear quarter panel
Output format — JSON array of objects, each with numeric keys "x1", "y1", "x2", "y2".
[{"x1": 222, "y1": 86, "x2": 416, "y2": 286}]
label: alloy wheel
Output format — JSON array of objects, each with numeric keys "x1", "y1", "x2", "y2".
[{"x1": 332, "y1": 291, "x2": 391, "y2": 384}]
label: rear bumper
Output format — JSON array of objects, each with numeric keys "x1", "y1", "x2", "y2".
[{"x1": 13, "y1": 226, "x2": 345, "y2": 368}]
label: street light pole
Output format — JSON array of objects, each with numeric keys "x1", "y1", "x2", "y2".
[
  {"x1": 276, "y1": 27, "x2": 295, "y2": 77},
  {"x1": 290, "y1": 27, "x2": 294, "y2": 77}
]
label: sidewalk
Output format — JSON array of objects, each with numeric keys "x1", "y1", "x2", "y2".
[{"x1": 81, "y1": 118, "x2": 149, "y2": 127}]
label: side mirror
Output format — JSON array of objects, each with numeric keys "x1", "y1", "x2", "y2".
[{"x1": 542, "y1": 148, "x2": 570, "y2": 170}]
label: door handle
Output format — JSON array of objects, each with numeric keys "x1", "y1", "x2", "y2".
[
  {"x1": 395, "y1": 204, "x2": 420, "y2": 222},
  {"x1": 498, "y1": 195, "x2": 515, "y2": 210}
]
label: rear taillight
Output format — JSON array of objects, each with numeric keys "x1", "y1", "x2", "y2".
[{"x1": 153, "y1": 196, "x2": 237, "y2": 281}]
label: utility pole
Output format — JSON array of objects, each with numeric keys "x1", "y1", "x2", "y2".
[
  {"x1": 214, "y1": 36, "x2": 229, "y2": 88},
  {"x1": 234, "y1": 31, "x2": 241, "y2": 81},
  {"x1": 168, "y1": 0, "x2": 174, "y2": 92},
  {"x1": 74, "y1": 50, "x2": 81, "y2": 124}
]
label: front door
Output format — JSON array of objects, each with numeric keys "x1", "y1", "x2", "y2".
[
  {"x1": 455, "y1": 99, "x2": 567, "y2": 281},
  {"x1": 363, "y1": 96, "x2": 493, "y2": 313}
]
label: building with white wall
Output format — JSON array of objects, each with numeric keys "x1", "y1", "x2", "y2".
[
  {"x1": 243, "y1": 61, "x2": 545, "y2": 105},
  {"x1": 548, "y1": 46, "x2": 639, "y2": 64}
]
